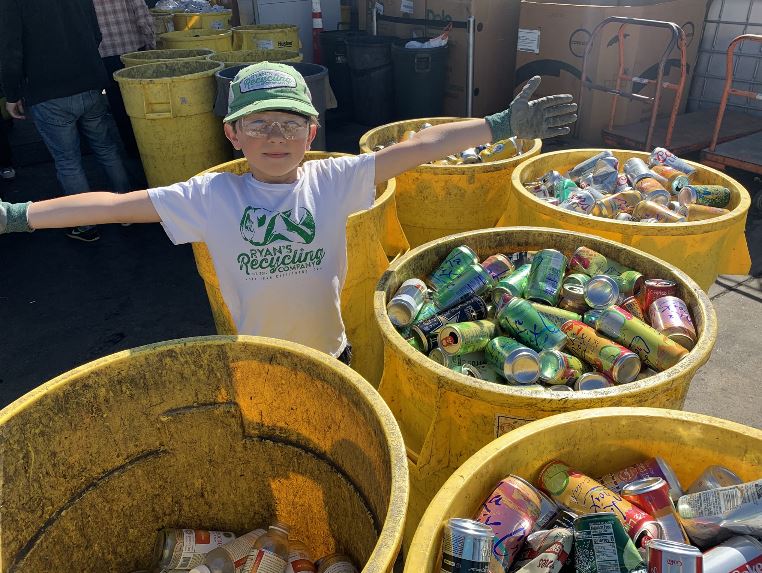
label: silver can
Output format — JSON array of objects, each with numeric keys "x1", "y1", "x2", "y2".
[
  {"x1": 703, "y1": 535, "x2": 762, "y2": 573},
  {"x1": 386, "y1": 278, "x2": 427, "y2": 327},
  {"x1": 568, "y1": 150, "x2": 615, "y2": 180},
  {"x1": 461, "y1": 362, "x2": 501, "y2": 382},
  {"x1": 584, "y1": 275, "x2": 620, "y2": 309},
  {"x1": 573, "y1": 372, "x2": 614, "y2": 390},
  {"x1": 460, "y1": 148, "x2": 481, "y2": 164},
  {"x1": 687, "y1": 465, "x2": 743, "y2": 494},
  {"x1": 440, "y1": 518, "x2": 493, "y2": 573},
  {"x1": 616, "y1": 212, "x2": 635, "y2": 221},
  {"x1": 625, "y1": 157, "x2": 657, "y2": 185},
  {"x1": 646, "y1": 539, "x2": 702, "y2": 573}
]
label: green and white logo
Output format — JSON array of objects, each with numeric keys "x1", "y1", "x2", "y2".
[{"x1": 240, "y1": 206, "x2": 316, "y2": 247}]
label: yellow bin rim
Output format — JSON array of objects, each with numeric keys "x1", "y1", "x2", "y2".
[
  {"x1": 159, "y1": 28, "x2": 233, "y2": 41},
  {"x1": 120, "y1": 48, "x2": 216, "y2": 66},
  {"x1": 374, "y1": 226, "x2": 718, "y2": 400},
  {"x1": 359, "y1": 117, "x2": 542, "y2": 174},
  {"x1": 114, "y1": 59, "x2": 224, "y2": 83},
  {"x1": 207, "y1": 49, "x2": 303, "y2": 64}
]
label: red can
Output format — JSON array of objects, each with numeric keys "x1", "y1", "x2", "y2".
[
  {"x1": 646, "y1": 539, "x2": 703, "y2": 573},
  {"x1": 622, "y1": 477, "x2": 689, "y2": 544},
  {"x1": 637, "y1": 279, "x2": 678, "y2": 314}
]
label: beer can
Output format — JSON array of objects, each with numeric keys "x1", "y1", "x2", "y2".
[
  {"x1": 560, "y1": 189, "x2": 596, "y2": 214},
  {"x1": 438, "y1": 319, "x2": 497, "y2": 355},
  {"x1": 651, "y1": 164, "x2": 692, "y2": 194},
  {"x1": 498, "y1": 297, "x2": 568, "y2": 352},
  {"x1": 386, "y1": 279, "x2": 428, "y2": 327},
  {"x1": 461, "y1": 362, "x2": 501, "y2": 382},
  {"x1": 703, "y1": 535, "x2": 762, "y2": 573},
  {"x1": 648, "y1": 296, "x2": 697, "y2": 350},
  {"x1": 616, "y1": 212, "x2": 635, "y2": 221},
  {"x1": 584, "y1": 275, "x2": 620, "y2": 309},
  {"x1": 679, "y1": 204, "x2": 730, "y2": 221},
  {"x1": 440, "y1": 518, "x2": 493, "y2": 573},
  {"x1": 569, "y1": 150, "x2": 616, "y2": 180},
  {"x1": 649, "y1": 147, "x2": 697, "y2": 177},
  {"x1": 480, "y1": 253, "x2": 515, "y2": 280},
  {"x1": 492, "y1": 263, "x2": 532, "y2": 302},
  {"x1": 531, "y1": 302, "x2": 582, "y2": 329},
  {"x1": 526, "y1": 249, "x2": 568, "y2": 306},
  {"x1": 645, "y1": 539, "x2": 702, "y2": 573},
  {"x1": 638, "y1": 279, "x2": 679, "y2": 314},
  {"x1": 616, "y1": 172, "x2": 631, "y2": 192},
  {"x1": 633, "y1": 200, "x2": 686, "y2": 223},
  {"x1": 539, "y1": 349, "x2": 589, "y2": 385},
  {"x1": 592, "y1": 190, "x2": 644, "y2": 218},
  {"x1": 622, "y1": 477, "x2": 689, "y2": 543},
  {"x1": 433, "y1": 264, "x2": 495, "y2": 310},
  {"x1": 427, "y1": 245, "x2": 480, "y2": 291},
  {"x1": 573, "y1": 513, "x2": 647, "y2": 573},
  {"x1": 560, "y1": 320, "x2": 642, "y2": 383},
  {"x1": 598, "y1": 457, "x2": 684, "y2": 503},
  {"x1": 625, "y1": 157, "x2": 658, "y2": 185},
  {"x1": 636, "y1": 178, "x2": 671, "y2": 204},
  {"x1": 485, "y1": 336, "x2": 541, "y2": 384},
  {"x1": 411, "y1": 295, "x2": 489, "y2": 352},
  {"x1": 573, "y1": 372, "x2": 614, "y2": 390},
  {"x1": 678, "y1": 185, "x2": 732, "y2": 209},
  {"x1": 621, "y1": 296, "x2": 647, "y2": 322},
  {"x1": 554, "y1": 178, "x2": 582, "y2": 201},
  {"x1": 687, "y1": 465, "x2": 743, "y2": 494},
  {"x1": 564, "y1": 272, "x2": 592, "y2": 288}
]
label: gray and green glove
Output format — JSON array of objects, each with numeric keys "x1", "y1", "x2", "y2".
[
  {"x1": 485, "y1": 76, "x2": 577, "y2": 141},
  {"x1": 0, "y1": 201, "x2": 34, "y2": 234}
]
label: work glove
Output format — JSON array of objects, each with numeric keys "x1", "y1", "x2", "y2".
[
  {"x1": 485, "y1": 76, "x2": 577, "y2": 141},
  {"x1": 0, "y1": 201, "x2": 33, "y2": 234}
]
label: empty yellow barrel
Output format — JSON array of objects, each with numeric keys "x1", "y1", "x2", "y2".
[
  {"x1": 121, "y1": 48, "x2": 215, "y2": 67},
  {"x1": 508, "y1": 149, "x2": 752, "y2": 290},
  {"x1": 159, "y1": 29, "x2": 233, "y2": 53},
  {"x1": 405, "y1": 407, "x2": 762, "y2": 572},
  {"x1": 173, "y1": 10, "x2": 232, "y2": 31},
  {"x1": 374, "y1": 227, "x2": 717, "y2": 548},
  {"x1": 0, "y1": 336, "x2": 408, "y2": 572},
  {"x1": 232, "y1": 24, "x2": 301, "y2": 52},
  {"x1": 208, "y1": 48, "x2": 303, "y2": 67},
  {"x1": 359, "y1": 118, "x2": 542, "y2": 248},
  {"x1": 192, "y1": 154, "x2": 409, "y2": 386},
  {"x1": 114, "y1": 60, "x2": 231, "y2": 187}
]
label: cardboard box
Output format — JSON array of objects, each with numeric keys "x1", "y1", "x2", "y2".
[{"x1": 515, "y1": 0, "x2": 709, "y2": 144}]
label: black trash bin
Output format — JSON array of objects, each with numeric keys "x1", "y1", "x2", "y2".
[
  {"x1": 319, "y1": 30, "x2": 361, "y2": 122},
  {"x1": 391, "y1": 39, "x2": 448, "y2": 119},
  {"x1": 346, "y1": 35, "x2": 396, "y2": 126}
]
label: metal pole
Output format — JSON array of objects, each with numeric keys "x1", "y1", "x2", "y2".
[
  {"x1": 372, "y1": 2, "x2": 377, "y2": 36},
  {"x1": 467, "y1": 16, "x2": 475, "y2": 117}
]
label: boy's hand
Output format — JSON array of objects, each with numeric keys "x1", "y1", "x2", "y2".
[
  {"x1": 0, "y1": 201, "x2": 33, "y2": 233},
  {"x1": 486, "y1": 76, "x2": 577, "y2": 141}
]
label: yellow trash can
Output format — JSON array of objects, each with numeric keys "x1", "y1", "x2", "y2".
[
  {"x1": 120, "y1": 48, "x2": 215, "y2": 67},
  {"x1": 191, "y1": 154, "x2": 409, "y2": 386},
  {"x1": 508, "y1": 149, "x2": 752, "y2": 290},
  {"x1": 232, "y1": 24, "x2": 301, "y2": 52},
  {"x1": 405, "y1": 407, "x2": 762, "y2": 572},
  {"x1": 359, "y1": 118, "x2": 542, "y2": 248},
  {"x1": 150, "y1": 8, "x2": 177, "y2": 35},
  {"x1": 207, "y1": 48, "x2": 303, "y2": 67},
  {"x1": 0, "y1": 336, "x2": 408, "y2": 572},
  {"x1": 159, "y1": 29, "x2": 233, "y2": 53},
  {"x1": 114, "y1": 60, "x2": 231, "y2": 187},
  {"x1": 374, "y1": 227, "x2": 717, "y2": 549},
  {"x1": 173, "y1": 10, "x2": 232, "y2": 31}
]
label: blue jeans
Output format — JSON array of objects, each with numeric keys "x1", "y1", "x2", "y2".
[{"x1": 29, "y1": 90, "x2": 131, "y2": 196}]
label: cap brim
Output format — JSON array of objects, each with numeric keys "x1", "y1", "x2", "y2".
[{"x1": 224, "y1": 97, "x2": 319, "y2": 123}]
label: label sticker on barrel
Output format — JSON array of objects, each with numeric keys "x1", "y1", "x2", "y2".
[
  {"x1": 400, "y1": 0, "x2": 414, "y2": 13},
  {"x1": 495, "y1": 414, "x2": 534, "y2": 438},
  {"x1": 517, "y1": 29, "x2": 540, "y2": 54},
  {"x1": 257, "y1": 39, "x2": 275, "y2": 50}
]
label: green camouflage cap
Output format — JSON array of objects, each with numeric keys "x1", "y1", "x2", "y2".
[{"x1": 224, "y1": 62, "x2": 319, "y2": 123}]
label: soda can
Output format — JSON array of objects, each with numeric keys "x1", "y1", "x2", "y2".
[
  {"x1": 616, "y1": 172, "x2": 631, "y2": 191},
  {"x1": 480, "y1": 253, "x2": 515, "y2": 280},
  {"x1": 526, "y1": 249, "x2": 568, "y2": 306},
  {"x1": 648, "y1": 296, "x2": 697, "y2": 350},
  {"x1": 596, "y1": 306, "x2": 689, "y2": 371},
  {"x1": 531, "y1": 302, "x2": 582, "y2": 329},
  {"x1": 668, "y1": 200, "x2": 682, "y2": 212},
  {"x1": 651, "y1": 164, "x2": 692, "y2": 194},
  {"x1": 625, "y1": 157, "x2": 659, "y2": 185},
  {"x1": 569, "y1": 150, "x2": 616, "y2": 180},
  {"x1": 616, "y1": 271, "x2": 645, "y2": 298},
  {"x1": 433, "y1": 264, "x2": 495, "y2": 310},
  {"x1": 649, "y1": 147, "x2": 697, "y2": 177},
  {"x1": 679, "y1": 204, "x2": 730, "y2": 221},
  {"x1": 574, "y1": 372, "x2": 614, "y2": 390},
  {"x1": 558, "y1": 285, "x2": 590, "y2": 315},
  {"x1": 438, "y1": 319, "x2": 497, "y2": 355},
  {"x1": 678, "y1": 185, "x2": 732, "y2": 209},
  {"x1": 622, "y1": 477, "x2": 689, "y2": 543},
  {"x1": 411, "y1": 295, "x2": 489, "y2": 352},
  {"x1": 560, "y1": 320, "x2": 642, "y2": 383},
  {"x1": 460, "y1": 147, "x2": 481, "y2": 164},
  {"x1": 406, "y1": 336, "x2": 424, "y2": 353},
  {"x1": 638, "y1": 279, "x2": 678, "y2": 314},
  {"x1": 703, "y1": 535, "x2": 762, "y2": 573},
  {"x1": 548, "y1": 509, "x2": 578, "y2": 529},
  {"x1": 598, "y1": 458, "x2": 684, "y2": 503},
  {"x1": 634, "y1": 176, "x2": 670, "y2": 203},
  {"x1": 553, "y1": 178, "x2": 581, "y2": 201},
  {"x1": 616, "y1": 212, "x2": 635, "y2": 221},
  {"x1": 514, "y1": 528, "x2": 574, "y2": 573},
  {"x1": 428, "y1": 347, "x2": 486, "y2": 368},
  {"x1": 462, "y1": 362, "x2": 501, "y2": 382},
  {"x1": 592, "y1": 190, "x2": 644, "y2": 218},
  {"x1": 492, "y1": 263, "x2": 531, "y2": 302},
  {"x1": 498, "y1": 297, "x2": 567, "y2": 352},
  {"x1": 564, "y1": 272, "x2": 592, "y2": 288},
  {"x1": 633, "y1": 200, "x2": 686, "y2": 223},
  {"x1": 584, "y1": 275, "x2": 620, "y2": 309},
  {"x1": 440, "y1": 518, "x2": 493, "y2": 573},
  {"x1": 427, "y1": 245, "x2": 480, "y2": 291},
  {"x1": 412, "y1": 300, "x2": 439, "y2": 325},
  {"x1": 583, "y1": 309, "x2": 605, "y2": 328},
  {"x1": 570, "y1": 246, "x2": 633, "y2": 277},
  {"x1": 485, "y1": 336, "x2": 541, "y2": 384},
  {"x1": 546, "y1": 197, "x2": 561, "y2": 206},
  {"x1": 621, "y1": 296, "x2": 646, "y2": 322},
  {"x1": 539, "y1": 349, "x2": 589, "y2": 384},
  {"x1": 560, "y1": 189, "x2": 596, "y2": 214},
  {"x1": 645, "y1": 539, "x2": 702, "y2": 573},
  {"x1": 386, "y1": 279, "x2": 428, "y2": 327},
  {"x1": 573, "y1": 513, "x2": 647, "y2": 573},
  {"x1": 686, "y1": 465, "x2": 743, "y2": 494},
  {"x1": 541, "y1": 169, "x2": 564, "y2": 189}
]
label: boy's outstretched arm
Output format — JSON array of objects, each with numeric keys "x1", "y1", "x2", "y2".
[{"x1": 374, "y1": 75, "x2": 577, "y2": 185}]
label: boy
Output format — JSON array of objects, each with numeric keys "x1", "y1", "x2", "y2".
[{"x1": 0, "y1": 63, "x2": 576, "y2": 364}]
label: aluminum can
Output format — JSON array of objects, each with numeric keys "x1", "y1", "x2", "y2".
[
  {"x1": 703, "y1": 535, "x2": 762, "y2": 573},
  {"x1": 479, "y1": 139, "x2": 519, "y2": 162},
  {"x1": 541, "y1": 169, "x2": 564, "y2": 189},
  {"x1": 633, "y1": 200, "x2": 686, "y2": 223},
  {"x1": 438, "y1": 319, "x2": 497, "y2": 355},
  {"x1": 413, "y1": 301, "x2": 439, "y2": 325},
  {"x1": 560, "y1": 189, "x2": 596, "y2": 214},
  {"x1": 549, "y1": 384, "x2": 574, "y2": 392},
  {"x1": 531, "y1": 302, "x2": 582, "y2": 329},
  {"x1": 427, "y1": 245, "x2": 480, "y2": 290},
  {"x1": 574, "y1": 372, "x2": 614, "y2": 390},
  {"x1": 462, "y1": 362, "x2": 501, "y2": 382},
  {"x1": 636, "y1": 178, "x2": 671, "y2": 204},
  {"x1": 526, "y1": 249, "x2": 568, "y2": 306},
  {"x1": 433, "y1": 264, "x2": 495, "y2": 310},
  {"x1": 506, "y1": 474, "x2": 561, "y2": 530},
  {"x1": 622, "y1": 477, "x2": 689, "y2": 543},
  {"x1": 617, "y1": 212, "x2": 636, "y2": 221},
  {"x1": 583, "y1": 308, "x2": 605, "y2": 328},
  {"x1": 492, "y1": 263, "x2": 531, "y2": 302},
  {"x1": 553, "y1": 178, "x2": 581, "y2": 201},
  {"x1": 406, "y1": 336, "x2": 424, "y2": 353},
  {"x1": 539, "y1": 349, "x2": 589, "y2": 384},
  {"x1": 461, "y1": 147, "x2": 481, "y2": 164},
  {"x1": 645, "y1": 539, "x2": 702, "y2": 573},
  {"x1": 679, "y1": 204, "x2": 730, "y2": 221},
  {"x1": 559, "y1": 297, "x2": 589, "y2": 315},
  {"x1": 562, "y1": 282, "x2": 587, "y2": 304},
  {"x1": 687, "y1": 465, "x2": 743, "y2": 494},
  {"x1": 480, "y1": 253, "x2": 515, "y2": 280},
  {"x1": 569, "y1": 150, "x2": 616, "y2": 180},
  {"x1": 570, "y1": 246, "x2": 632, "y2": 277},
  {"x1": 638, "y1": 279, "x2": 679, "y2": 314},
  {"x1": 584, "y1": 275, "x2": 621, "y2": 308},
  {"x1": 678, "y1": 185, "x2": 732, "y2": 208},
  {"x1": 592, "y1": 190, "x2": 644, "y2": 218},
  {"x1": 548, "y1": 509, "x2": 578, "y2": 529},
  {"x1": 411, "y1": 295, "x2": 489, "y2": 352},
  {"x1": 648, "y1": 296, "x2": 697, "y2": 350},
  {"x1": 596, "y1": 306, "x2": 689, "y2": 371},
  {"x1": 440, "y1": 518, "x2": 493, "y2": 573},
  {"x1": 474, "y1": 476, "x2": 542, "y2": 571},
  {"x1": 651, "y1": 164, "x2": 692, "y2": 194},
  {"x1": 616, "y1": 172, "x2": 631, "y2": 192},
  {"x1": 560, "y1": 320, "x2": 642, "y2": 383},
  {"x1": 617, "y1": 271, "x2": 645, "y2": 298},
  {"x1": 649, "y1": 147, "x2": 697, "y2": 176},
  {"x1": 625, "y1": 157, "x2": 659, "y2": 185},
  {"x1": 485, "y1": 336, "x2": 541, "y2": 384},
  {"x1": 428, "y1": 347, "x2": 486, "y2": 368},
  {"x1": 498, "y1": 297, "x2": 568, "y2": 351},
  {"x1": 514, "y1": 528, "x2": 574, "y2": 573},
  {"x1": 386, "y1": 278, "x2": 427, "y2": 327},
  {"x1": 564, "y1": 272, "x2": 592, "y2": 288},
  {"x1": 621, "y1": 296, "x2": 647, "y2": 322},
  {"x1": 669, "y1": 201, "x2": 682, "y2": 212},
  {"x1": 598, "y1": 458, "x2": 684, "y2": 503},
  {"x1": 574, "y1": 513, "x2": 647, "y2": 573}
]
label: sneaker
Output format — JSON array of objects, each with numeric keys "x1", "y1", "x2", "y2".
[
  {"x1": 66, "y1": 226, "x2": 100, "y2": 242},
  {"x1": 0, "y1": 167, "x2": 15, "y2": 180}
]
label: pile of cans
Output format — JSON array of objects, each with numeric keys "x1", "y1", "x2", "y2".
[
  {"x1": 442, "y1": 459, "x2": 762, "y2": 573},
  {"x1": 523, "y1": 147, "x2": 733, "y2": 223},
  {"x1": 386, "y1": 244, "x2": 697, "y2": 390}
]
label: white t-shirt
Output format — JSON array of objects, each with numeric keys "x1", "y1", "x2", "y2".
[{"x1": 148, "y1": 153, "x2": 376, "y2": 356}]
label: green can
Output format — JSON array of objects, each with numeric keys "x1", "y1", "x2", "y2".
[
  {"x1": 526, "y1": 249, "x2": 568, "y2": 306},
  {"x1": 538, "y1": 349, "x2": 589, "y2": 385},
  {"x1": 412, "y1": 301, "x2": 438, "y2": 324},
  {"x1": 563, "y1": 273, "x2": 592, "y2": 289},
  {"x1": 491, "y1": 264, "x2": 532, "y2": 303},
  {"x1": 615, "y1": 270, "x2": 644, "y2": 297},
  {"x1": 426, "y1": 245, "x2": 479, "y2": 290},
  {"x1": 555, "y1": 178, "x2": 580, "y2": 201},
  {"x1": 485, "y1": 336, "x2": 541, "y2": 384},
  {"x1": 574, "y1": 513, "x2": 646, "y2": 573},
  {"x1": 530, "y1": 302, "x2": 582, "y2": 329},
  {"x1": 433, "y1": 264, "x2": 495, "y2": 310},
  {"x1": 437, "y1": 320, "x2": 497, "y2": 355},
  {"x1": 497, "y1": 297, "x2": 567, "y2": 352},
  {"x1": 678, "y1": 184, "x2": 731, "y2": 208},
  {"x1": 406, "y1": 336, "x2": 424, "y2": 353}
]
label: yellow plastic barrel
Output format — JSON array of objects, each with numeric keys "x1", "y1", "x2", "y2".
[
  {"x1": 114, "y1": 60, "x2": 231, "y2": 188},
  {"x1": 150, "y1": 8, "x2": 177, "y2": 35},
  {"x1": 405, "y1": 407, "x2": 762, "y2": 572},
  {"x1": 232, "y1": 24, "x2": 301, "y2": 52},
  {"x1": 173, "y1": 10, "x2": 232, "y2": 31},
  {"x1": 508, "y1": 149, "x2": 752, "y2": 290},
  {"x1": 374, "y1": 227, "x2": 717, "y2": 548},
  {"x1": 191, "y1": 153, "x2": 409, "y2": 386},
  {"x1": 207, "y1": 48, "x2": 303, "y2": 67},
  {"x1": 120, "y1": 48, "x2": 215, "y2": 67},
  {"x1": 359, "y1": 118, "x2": 542, "y2": 248},
  {"x1": 159, "y1": 29, "x2": 233, "y2": 53},
  {"x1": 0, "y1": 336, "x2": 408, "y2": 572}
]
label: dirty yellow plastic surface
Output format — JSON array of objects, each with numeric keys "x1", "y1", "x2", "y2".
[
  {"x1": 0, "y1": 336, "x2": 408, "y2": 573},
  {"x1": 358, "y1": 118, "x2": 542, "y2": 248},
  {"x1": 114, "y1": 60, "x2": 231, "y2": 187},
  {"x1": 232, "y1": 24, "x2": 301, "y2": 52},
  {"x1": 207, "y1": 48, "x2": 303, "y2": 67},
  {"x1": 192, "y1": 153, "x2": 409, "y2": 386},
  {"x1": 507, "y1": 149, "x2": 752, "y2": 290},
  {"x1": 159, "y1": 29, "x2": 233, "y2": 53},
  {"x1": 374, "y1": 227, "x2": 717, "y2": 549},
  {"x1": 405, "y1": 407, "x2": 762, "y2": 572},
  {"x1": 121, "y1": 48, "x2": 215, "y2": 67},
  {"x1": 173, "y1": 10, "x2": 232, "y2": 31},
  {"x1": 149, "y1": 9, "x2": 176, "y2": 35}
]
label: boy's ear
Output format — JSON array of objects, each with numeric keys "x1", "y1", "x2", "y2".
[
  {"x1": 306, "y1": 123, "x2": 318, "y2": 151},
  {"x1": 224, "y1": 122, "x2": 242, "y2": 150}
]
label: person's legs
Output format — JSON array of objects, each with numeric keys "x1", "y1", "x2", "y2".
[
  {"x1": 0, "y1": 118, "x2": 14, "y2": 179},
  {"x1": 102, "y1": 54, "x2": 139, "y2": 157}
]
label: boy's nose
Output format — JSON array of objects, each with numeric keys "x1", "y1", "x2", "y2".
[{"x1": 266, "y1": 122, "x2": 288, "y2": 140}]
